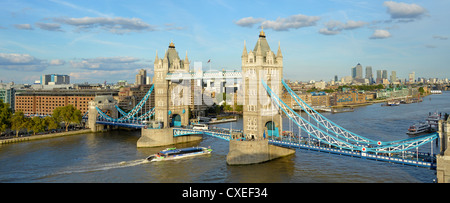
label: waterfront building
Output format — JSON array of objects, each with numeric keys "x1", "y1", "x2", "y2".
[
  {"x1": 310, "y1": 92, "x2": 330, "y2": 107},
  {"x1": 376, "y1": 87, "x2": 410, "y2": 99},
  {"x1": 331, "y1": 89, "x2": 366, "y2": 106},
  {"x1": 15, "y1": 89, "x2": 118, "y2": 116}
]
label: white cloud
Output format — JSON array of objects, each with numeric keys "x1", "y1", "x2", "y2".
[
  {"x1": 383, "y1": 1, "x2": 427, "y2": 19},
  {"x1": 49, "y1": 59, "x2": 65, "y2": 66},
  {"x1": 13, "y1": 24, "x2": 33, "y2": 30},
  {"x1": 319, "y1": 28, "x2": 341, "y2": 35},
  {"x1": 69, "y1": 56, "x2": 148, "y2": 70},
  {"x1": 261, "y1": 14, "x2": 320, "y2": 31},
  {"x1": 54, "y1": 17, "x2": 156, "y2": 34},
  {"x1": 235, "y1": 17, "x2": 264, "y2": 28},
  {"x1": 370, "y1": 29, "x2": 391, "y2": 39},
  {"x1": 35, "y1": 22, "x2": 63, "y2": 32},
  {"x1": 319, "y1": 20, "x2": 368, "y2": 35},
  {"x1": 433, "y1": 35, "x2": 448, "y2": 40},
  {"x1": 0, "y1": 53, "x2": 46, "y2": 71}
]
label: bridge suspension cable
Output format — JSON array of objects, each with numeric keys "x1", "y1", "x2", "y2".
[
  {"x1": 282, "y1": 80, "x2": 376, "y2": 145},
  {"x1": 95, "y1": 85, "x2": 155, "y2": 122},
  {"x1": 262, "y1": 80, "x2": 365, "y2": 151},
  {"x1": 264, "y1": 80, "x2": 438, "y2": 153}
]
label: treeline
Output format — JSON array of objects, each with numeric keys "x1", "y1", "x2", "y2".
[
  {"x1": 0, "y1": 100, "x2": 82, "y2": 137},
  {"x1": 338, "y1": 84, "x2": 385, "y2": 91}
]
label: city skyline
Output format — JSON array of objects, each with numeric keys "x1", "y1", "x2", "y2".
[{"x1": 0, "y1": 0, "x2": 449, "y2": 84}]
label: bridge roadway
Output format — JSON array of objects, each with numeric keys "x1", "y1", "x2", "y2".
[
  {"x1": 171, "y1": 127, "x2": 437, "y2": 169},
  {"x1": 94, "y1": 119, "x2": 437, "y2": 169}
]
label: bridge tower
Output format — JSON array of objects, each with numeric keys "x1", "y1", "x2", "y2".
[
  {"x1": 153, "y1": 41, "x2": 190, "y2": 128},
  {"x1": 437, "y1": 117, "x2": 450, "y2": 183},
  {"x1": 88, "y1": 95, "x2": 118, "y2": 132},
  {"x1": 227, "y1": 28, "x2": 294, "y2": 165}
]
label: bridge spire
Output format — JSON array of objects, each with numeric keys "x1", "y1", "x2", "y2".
[{"x1": 242, "y1": 40, "x2": 247, "y2": 57}]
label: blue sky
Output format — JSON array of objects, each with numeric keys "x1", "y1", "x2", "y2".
[{"x1": 0, "y1": 0, "x2": 449, "y2": 84}]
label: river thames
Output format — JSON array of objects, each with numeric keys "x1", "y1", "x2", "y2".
[{"x1": 1, "y1": 92, "x2": 449, "y2": 183}]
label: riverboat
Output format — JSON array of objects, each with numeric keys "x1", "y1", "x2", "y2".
[
  {"x1": 146, "y1": 147, "x2": 212, "y2": 162},
  {"x1": 407, "y1": 122, "x2": 430, "y2": 135}
]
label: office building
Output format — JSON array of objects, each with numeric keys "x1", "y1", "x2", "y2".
[
  {"x1": 365, "y1": 66, "x2": 373, "y2": 84},
  {"x1": 0, "y1": 83, "x2": 15, "y2": 111},
  {"x1": 409, "y1": 71, "x2": 416, "y2": 83},
  {"x1": 41, "y1": 74, "x2": 70, "y2": 85},
  {"x1": 135, "y1": 69, "x2": 147, "y2": 86},
  {"x1": 351, "y1": 63, "x2": 363, "y2": 79},
  {"x1": 391, "y1": 71, "x2": 397, "y2": 83}
]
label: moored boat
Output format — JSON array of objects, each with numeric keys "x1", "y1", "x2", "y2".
[
  {"x1": 146, "y1": 147, "x2": 212, "y2": 162},
  {"x1": 407, "y1": 122, "x2": 430, "y2": 135}
]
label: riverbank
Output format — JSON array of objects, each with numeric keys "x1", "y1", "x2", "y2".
[{"x1": 0, "y1": 129, "x2": 92, "y2": 145}]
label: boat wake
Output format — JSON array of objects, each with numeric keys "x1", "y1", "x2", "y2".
[{"x1": 53, "y1": 159, "x2": 149, "y2": 176}]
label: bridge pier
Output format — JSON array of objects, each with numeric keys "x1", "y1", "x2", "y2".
[
  {"x1": 437, "y1": 117, "x2": 450, "y2": 183},
  {"x1": 137, "y1": 127, "x2": 202, "y2": 148},
  {"x1": 226, "y1": 139, "x2": 295, "y2": 165}
]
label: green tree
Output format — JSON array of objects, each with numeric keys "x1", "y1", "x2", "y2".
[
  {"x1": 11, "y1": 111, "x2": 27, "y2": 137},
  {"x1": 53, "y1": 105, "x2": 82, "y2": 132},
  {"x1": 0, "y1": 99, "x2": 12, "y2": 134},
  {"x1": 418, "y1": 87, "x2": 425, "y2": 95},
  {"x1": 29, "y1": 117, "x2": 46, "y2": 135},
  {"x1": 44, "y1": 116, "x2": 59, "y2": 131}
]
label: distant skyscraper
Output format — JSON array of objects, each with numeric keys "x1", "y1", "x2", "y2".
[
  {"x1": 390, "y1": 71, "x2": 397, "y2": 83},
  {"x1": 135, "y1": 69, "x2": 147, "y2": 86},
  {"x1": 365, "y1": 66, "x2": 373, "y2": 83},
  {"x1": 409, "y1": 71, "x2": 416, "y2": 83},
  {"x1": 334, "y1": 75, "x2": 338, "y2": 82},
  {"x1": 382, "y1": 70, "x2": 388, "y2": 79},
  {"x1": 376, "y1": 70, "x2": 382, "y2": 84},
  {"x1": 351, "y1": 63, "x2": 363, "y2": 79}
]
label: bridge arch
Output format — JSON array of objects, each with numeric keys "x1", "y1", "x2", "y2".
[
  {"x1": 265, "y1": 121, "x2": 279, "y2": 138},
  {"x1": 171, "y1": 114, "x2": 182, "y2": 127}
]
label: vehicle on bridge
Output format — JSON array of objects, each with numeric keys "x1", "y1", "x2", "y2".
[{"x1": 146, "y1": 147, "x2": 212, "y2": 162}]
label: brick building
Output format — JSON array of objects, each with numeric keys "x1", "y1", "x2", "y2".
[{"x1": 15, "y1": 90, "x2": 118, "y2": 116}]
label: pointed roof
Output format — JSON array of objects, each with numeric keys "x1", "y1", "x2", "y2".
[
  {"x1": 253, "y1": 27, "x2": 271, "y2": 57},
  {"x1": 164, "y1": 41, "x2": 183, "y2": 69},
  {"x1": 277, "y1": 41, "x2": 282, "y2": 58}
]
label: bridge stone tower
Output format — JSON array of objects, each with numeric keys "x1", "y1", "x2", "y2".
[
  {"x1": 88, "y1": 95, "x2": 118, "y2": 132},
  {"x1": 437, "y1": 117, "x2": 450, "y2": 183},
  {"x1": 241, "y1": 27, "x2": 283, "y2": 140},
  {"x1": 153, "y1": 41, "x2": 190, "y2": 128},
  {"x1": 227, "y1": 28, "x2": 294, "y2": 165}
]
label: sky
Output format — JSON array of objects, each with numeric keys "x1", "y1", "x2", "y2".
[{"x1": 0, "y1": 0, "x2": 449, "y2": 84}]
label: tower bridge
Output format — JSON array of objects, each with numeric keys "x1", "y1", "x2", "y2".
[{"x1": 86, "y1": 29, "x2": 450, "y2": 182}]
